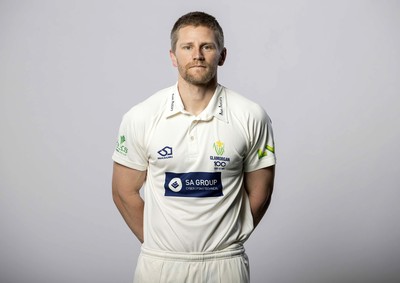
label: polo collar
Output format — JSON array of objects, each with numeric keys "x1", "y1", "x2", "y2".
[
  {"x1": 165, "y1": 84, "x2": 185, "y2": 117},
  {"x1": 165, "y1": 84, "x2": 228, "y2": 123}
]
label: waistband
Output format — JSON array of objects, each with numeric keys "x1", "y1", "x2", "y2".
[{"x1": 140, "y1": 246, "x2": 246, "y2": 262}]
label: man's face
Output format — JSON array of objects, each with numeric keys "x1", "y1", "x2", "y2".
[{"x1": 170, "y1": 25, "x2": 226, "y2": 86}]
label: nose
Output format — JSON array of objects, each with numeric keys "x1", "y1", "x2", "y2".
[{"x1": 193, "y1": 47, "x2": 205, "y2": 61}]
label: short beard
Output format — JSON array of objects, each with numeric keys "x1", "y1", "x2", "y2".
[{"x1": 178, "y1": 62, "x2": 217, "y2": 86}]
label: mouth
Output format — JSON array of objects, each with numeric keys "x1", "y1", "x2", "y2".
[{"x1": 189, "y1": 64, "x2": 207, "y2": 69}]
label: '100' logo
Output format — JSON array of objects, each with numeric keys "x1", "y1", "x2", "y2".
[{"x1": 214, "y1": 161, "x2": 227, "y2": 168}]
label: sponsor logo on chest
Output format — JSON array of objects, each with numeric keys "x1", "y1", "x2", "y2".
[{"x1": 164, "y1": 172, "x2": 223, "y2": 198}]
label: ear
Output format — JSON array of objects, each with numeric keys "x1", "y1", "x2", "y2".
[
  {"x1": 218, "y1": 47, "x2": 227, "y2": 66},
  {"x1": 170, "y1": 50, "x2": 178, "y2": 67}
]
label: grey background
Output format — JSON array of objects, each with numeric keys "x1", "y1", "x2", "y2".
[{"x1": 1, "y1": 0, "x2": 399, "y2": 282}]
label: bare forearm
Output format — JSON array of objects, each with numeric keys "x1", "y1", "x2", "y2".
[
  {"x1": 244, "y1": 166, "x2": 275, "y2": 228},
  {"x1": 248, "y1": 193, "x2": 272, "y2": 228},
  {"x1": 112, "y1": 162, "x2": 146, "y2": 243},
  {"x1": 113, "y1": 192, "x2": 144, "y2": 243}
]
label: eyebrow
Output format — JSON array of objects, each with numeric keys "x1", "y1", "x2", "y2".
[{"x1": 179, "y1": 42, "x2": 216, "y2": 47}]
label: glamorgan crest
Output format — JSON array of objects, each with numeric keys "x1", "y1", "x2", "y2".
[
  {"x1": 213, "y1": 140, "x2": 224, "y2": 156},
  {"x1": 211, "y1": 141, "x2": 230, "y2": 170}
]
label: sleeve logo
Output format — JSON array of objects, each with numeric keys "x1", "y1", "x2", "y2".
[
  {"x1": 257, "y1": 144, "x2": 275, "y2": 159},
  {"x1": 115, "y1": 135, "x2": 128, "y2": 156}
]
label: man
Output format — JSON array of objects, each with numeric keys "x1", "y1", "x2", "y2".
[{"x1": 112, "y1": 11, "x2": 276, "y2": 283}]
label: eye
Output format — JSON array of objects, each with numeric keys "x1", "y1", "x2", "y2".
[
  {"x1": 182, "y1": 45, "x2": 192, "y2": 50},
  {"x1": 202, "y1": 44, "x2": 214, "y2": 51}
]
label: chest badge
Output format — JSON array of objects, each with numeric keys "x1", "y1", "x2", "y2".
[
  {"x1": 210, "y1": 140, "x2": 230, "y2": 170},
  {"x1": 158, "y1": 146, "x2": 173, "y2": 159}
]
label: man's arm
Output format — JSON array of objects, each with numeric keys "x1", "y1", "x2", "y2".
[
  {"x1": 112, "y1": 162, "x2": 147, "y2": 243},
  {"x1": 244, "y1": 165, "x2": 275, "y2": 228}
]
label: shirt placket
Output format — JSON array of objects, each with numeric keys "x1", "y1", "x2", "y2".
[{"x1": 188, "y1": 118, "x2": 200, "y2": 157}]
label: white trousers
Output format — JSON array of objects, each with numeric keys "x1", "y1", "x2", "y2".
[{"x1": 133, "y1": 247, "x2": 250, "y2": 283}]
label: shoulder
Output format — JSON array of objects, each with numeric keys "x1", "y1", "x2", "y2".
[
  {"x1": 223, "y1": 86, "x2": 270, "y2": 123},
  {"x1": 123, "y1": 85, "x2": 173, "y2": 123}
]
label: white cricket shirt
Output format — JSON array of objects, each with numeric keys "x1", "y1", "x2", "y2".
[{"x1": 112, "y1": 84, "x2": 276, "y2": 253}]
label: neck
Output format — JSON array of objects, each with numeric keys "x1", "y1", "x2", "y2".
[{"x1": 177, "y1": 77, "x2": 218, "y2": 116}]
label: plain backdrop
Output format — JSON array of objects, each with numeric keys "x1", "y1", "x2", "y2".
[{"x1": 1, "y1": 1, "x2": 399, "y2": 282}]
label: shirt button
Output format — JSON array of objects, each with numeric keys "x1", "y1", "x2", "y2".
[{"x1": 190, "y1": 136, "x2": 194, "y2": 140}]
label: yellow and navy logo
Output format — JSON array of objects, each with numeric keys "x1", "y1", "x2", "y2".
[{"x1": 211, "y1": 141, "x2": 230, "y2": 170}]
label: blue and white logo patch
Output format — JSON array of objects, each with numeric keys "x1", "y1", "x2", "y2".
[
  {"x1": 158, "y1": 146, "x2": 173, "y2": 160},
  {"x1": 164, "y1": 172, "x2": 223, "y2": 197}
]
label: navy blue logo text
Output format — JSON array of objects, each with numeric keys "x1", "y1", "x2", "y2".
[
  {"x1": 164, "y1": 172, "x2": 223, "y2": 198},
  {"x1": 158, "y1": 146, "x2": 173, "y2": 159}
]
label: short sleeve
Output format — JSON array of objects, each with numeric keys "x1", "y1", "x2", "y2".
[
  {"x1": 112, "y1": 110, "x2": 148, "y2": 171},
  {"x1": 243, "y1": 107, "x2": 276, "y2": 172}
]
